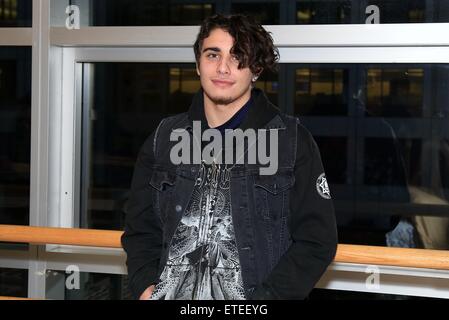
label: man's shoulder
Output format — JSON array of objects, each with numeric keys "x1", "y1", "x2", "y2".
[
  {"x1": 139, "y1": 113, "x2": 190, "y2": 157},
  {"x1": 276, "y1": 112, "x2": 317, "y2": 156},
  {"x1": 157, "y1": 112, "x2": 190, "y2": 131},
  {"x1": 276, "y1": 112, "x2": 311, "y2": 139},
  {"x1": 278, "y1": 112, "x2": 300, "y2": 126}
]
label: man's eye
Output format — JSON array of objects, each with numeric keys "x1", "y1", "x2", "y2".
[
  {"x1": 231, "y1": 55, "x2": 240, "y2": 62},
  {"x1": 207, "y1": 53, "x2": 219, "y2": 59}
]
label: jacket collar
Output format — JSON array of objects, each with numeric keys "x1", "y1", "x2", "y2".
[{"x1": 185, "y1": 87, "x2": 285, "y2": 131}]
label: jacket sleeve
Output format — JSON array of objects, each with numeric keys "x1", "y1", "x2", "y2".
[
  {"x1": 250, "y1": 124, "x2": 338, "y2": 300},
  {"x1": 121, "y1": 130, "x2": 163, "y2": 300}
]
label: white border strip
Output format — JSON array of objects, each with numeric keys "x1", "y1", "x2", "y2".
[
  {"x1": 50, "y1": 24, "x2": 449, "y2": 47},
  {"x1": 280, "y1": 47, "x2": 449, "y2": 63},
  {"x1": 329, "y1": 262, "x2": 449, "y2": 280},
  {"x1": 319, "y1": 262, "x2": 449, "y2": 299},
  {"x1": 29, "y1": 0, "x2": 51, "y2": 299},
  {"x1": 269, "y1": 23, "x2": 449, "y2": 47},
  {"x1": 0, "y1": 28, "x2": 33, "y2": 46},
  {"x1": 40, "y1": 256, "x2": 449, "y2": 298},
  {"x1": 68, "y1": 46, "x2": 449, "y2": 64}
]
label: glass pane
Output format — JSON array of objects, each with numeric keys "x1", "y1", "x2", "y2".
[
  {"x1": 68, "y1": 0, "x2": 215, "y2": 26},
  {"x1": 253, "y1": 68, "x2": 279, "y2": 105},
  {"x1": 315, "y1": 137, "x2": 347, "y2": 184},
  {"x1": 0, "y1": 0, "x2": 32, "y2": 27},
  {"x1": 169, "y1": 67, "x2": 202, "y2": 114},
  {"x1": 295, "y1": 67, "x2": 347, "y2": 115},
  {"x1": 0, "y1": 267, "x2": 27, "y2": 298},
  {"x1": 369, "y1": 0, "x2": 425, "y2": 23},
  {"x1": 294, "y1": 63, "x2": 449, "y2": 248},
  {"x1": 231, "y1": 2, "x2": 280, "y2": 24},
  {"x1": 54, "y1": 0, "x2": 449, "y2": 26},
  {"x1": 81, "y1": 63, "x2": 188, "y2": 230},
  {"x1": 46, "y1": 270, "x2": 132, "y2": 300},
  {"x1": 366, "y1": 68, "x2": 423, "y2": 118},
  {"x1": 81, "y1": 61, "x2": 449, "y2": 251},
  {"x1": 297, "y1": 0, "x2": 352, "y2": 24},
  {"x1": 296, "y1": 0, "x2": 449, "y2": 24},
  {"x1": 79, "y1": 62, "x2": 279, "y2": 230},
  {"x1": 170, "y1": 3, "x2": 215, "y2": 25},
  {"x1": 0, "y1": 47, "x2": 31, "y2": 226}
]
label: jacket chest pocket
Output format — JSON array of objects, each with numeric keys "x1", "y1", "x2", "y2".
[
  {"x1": 252, "y1": 173, "x2": 295, "y2": 220},
  {"x1": 149, "y1": 170, "x2": 177, "y2": 224}
]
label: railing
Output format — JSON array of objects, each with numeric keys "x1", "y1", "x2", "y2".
[
  {"x1": 2, "y1": 224, "x2": 449, "y2": 269},
  {"x1": 0, "y1": 225, "x2": 122, "y2": 248},
  {"x1": 1, "y1": 224, "x2": 449, "y2": 299}
]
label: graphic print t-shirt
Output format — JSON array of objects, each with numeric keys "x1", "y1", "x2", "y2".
[
  {"x1": 150, "y1": 97, "x2": 252, "y2": 300},
  {"x1": 149, "y1": 161, "x2": 246, "y2": 300}
]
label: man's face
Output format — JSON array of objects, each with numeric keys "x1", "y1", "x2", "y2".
[{"x1": 196, "y1": 28, "x2": 253, "y2": 106}]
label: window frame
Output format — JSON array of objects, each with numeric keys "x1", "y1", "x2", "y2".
[{"x1": 48, "y1": 24, "x2": 449, "y2": 298}]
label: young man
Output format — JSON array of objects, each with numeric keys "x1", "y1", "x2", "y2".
[{"x1": 121, "y1": 14, "x2": 338, "y2": 300}]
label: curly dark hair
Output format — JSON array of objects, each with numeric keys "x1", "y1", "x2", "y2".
[{"x1": 193, "y1": 14, "x2": 280, "y2": 76}]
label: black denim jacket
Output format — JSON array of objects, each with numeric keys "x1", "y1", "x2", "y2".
[{"x1": 121, "y1": 88, "x2": 338, "y2": 300}]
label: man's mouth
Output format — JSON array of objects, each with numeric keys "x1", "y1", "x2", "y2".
[{"x1": 211, "y1": 79, "x2": 235, "y2": 88}]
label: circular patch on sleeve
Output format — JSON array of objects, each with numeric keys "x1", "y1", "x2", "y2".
[{"x1": 316, "y1": 173, "x2": 331, "y2": 199}]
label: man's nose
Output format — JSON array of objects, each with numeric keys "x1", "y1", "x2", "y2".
[{"x1": 217, "y1": 57, "x2": 231, "y2": 75}]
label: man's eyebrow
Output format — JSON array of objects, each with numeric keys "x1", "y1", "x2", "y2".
[{"x1": 202, "y1": 47, "x2": 221, "y2": 53}]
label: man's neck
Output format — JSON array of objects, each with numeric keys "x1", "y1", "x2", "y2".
[{"x1": 203, "y1": 89, "x2": 252, "y2": 128}]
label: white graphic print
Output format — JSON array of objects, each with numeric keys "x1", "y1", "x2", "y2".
[
  {"x1": 150, "y1": 161, "x2": 246, "y2": 300},
  {"x1": 316, "y1": 173, "x2": 331, "y2": 199}
]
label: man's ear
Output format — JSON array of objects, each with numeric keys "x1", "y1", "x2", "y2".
[
  {"x1": 196, "y1": 62, "x2": 200, "y2": 76},
  {"x1": 252, "y1": 68, "x2": 263, "y2": 82}
]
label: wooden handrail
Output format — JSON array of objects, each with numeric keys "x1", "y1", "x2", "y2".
[
  {"x1": 335, "y1": 244, "x2": 449, "y2": 270},
  {"x1": 1, "y1": 224, "x2": 449, "y2": 270},
  {"x1": 0, "y1": 225, "x2": 122, "y2": 248}
]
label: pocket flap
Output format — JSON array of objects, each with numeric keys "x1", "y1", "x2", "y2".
[
  {"x1": 254, "y1": 174, "x2": 295, "y2": 194},
  {"x1": 149, "y1": 170, "x2": 177, "y2": 191}
]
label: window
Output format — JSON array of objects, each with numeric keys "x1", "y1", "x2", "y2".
[
  {"x1": 69, "y1": 0, "x2": 215, "y2": 26},
  {"x1": 75, "y1": 60, "x2": 449, "y2": 250},
  {"x1": 295, "y1": 67, "x2": 347, "y2": 116},
  {"x1": 46, "y1": 270, "x2": 132, "y2": 300},
  {"x1": 366, "y1": 68, "x2": 423, "y2": 117},
  {"x1": 78, "y1": 62, "x2": 279, "y2": 230},
  {"x1": 0, "y1": 267, "x2": 27, "y2": 298},
  {"x1": 297, "y1": 0, "x2": 352, "y2": 24},
  {"x1": 231, "y1": 2, "x2": 280, "y2": 24},
  {"x1": 293, "y1": 63, "x2": 449, "y2": 248},
  {"x1": 0, "y1": 0, "x2": 32, "y2": 27},
  {"x1": 296, "y1": 0, "x2": 449, "y2": 24},
  {"x1": 0, "y1": 47, "x2": 31, "y2": 226},
  {"x1": 79, "y1": 63, "x2": 199, "y2": 230}
]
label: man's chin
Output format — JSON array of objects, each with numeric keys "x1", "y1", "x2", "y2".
[
  {"x1": 211, "y1": 97, "x2": 235, "y2": 105},
  {"x1": 205, "y1": 92, "x2": 235, "y2": 106}
]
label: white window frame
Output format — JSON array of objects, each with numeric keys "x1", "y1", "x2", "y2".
[{"x1": 46, "y1": 23, "x2": 449, "y2": 299}]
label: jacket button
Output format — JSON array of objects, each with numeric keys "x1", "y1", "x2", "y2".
[{"x1": 175, "y1": 205, "x2": 182, "y2": 212}]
